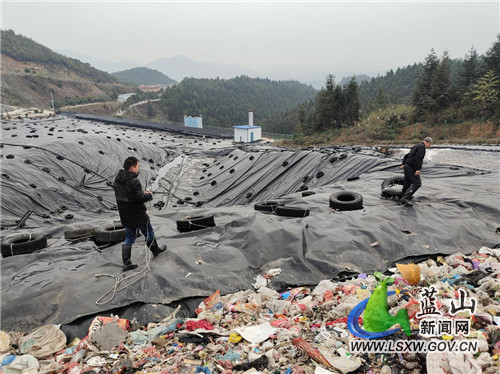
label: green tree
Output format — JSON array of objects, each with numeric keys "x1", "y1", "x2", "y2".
[
  {"x1": 146, "y1": 100, "x2": 155, "y2": 118},
  {"x1": 469, "y1": 70, "x2": 499, "y2": 116},
  {"x1": 431, "y1": 50, "x2": 453, "y2": 111},
  {"x1": 484, "y1": 34, "x2": 500, "y2": 79},
  {"x1": 315, "y1": 75, "x2": 336, "y2": 132},
  {"x1": 374, "y1": 85, "x2": 389, "y2": 110},
  {"x1": 343, "y1": 77, "x2": 361, "y2": 125},
  {"x1": 412, "y1": 49, "x2": 440, "y2": 119},
  {"x1": 459, "y1": 46, "x2": 481, "y2": 95}
]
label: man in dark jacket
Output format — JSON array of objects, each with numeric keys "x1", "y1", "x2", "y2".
[
  {"x1": 114, "y1": 156, "x2": 166, "y2": 271},
  {"x1": 399, "y1": 137, "x2": 433, "y2": 207}
]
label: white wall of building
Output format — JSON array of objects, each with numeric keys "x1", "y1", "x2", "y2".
[
  {"x1": 184, "y1": 115, "x2": 203, "y2": 128},
  {"x1": 118, "y1": 93, "x2": 135, "y2": 102},
  {"x1": 233, "y1": 127, "x2": 261, "y2": 142}
]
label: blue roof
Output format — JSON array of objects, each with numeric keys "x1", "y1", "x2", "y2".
[{"x1": 233, "y1": 125, "x2": 261, "y2": 129}]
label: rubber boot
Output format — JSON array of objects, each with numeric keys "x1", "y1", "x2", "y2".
[
  {"x1": 147, "y1": 238, "x2": 166, "y2": 257},
  {"x1": 400, "y1": 187, "x2": 416, "y2": 207},
  {"x1": 122, "y1": 244, "x2": 138, "y2": 271}
]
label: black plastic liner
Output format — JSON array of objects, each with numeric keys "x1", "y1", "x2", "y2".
[{"x1": 1, "y1": 115, "x2": 499, "y2": 332}]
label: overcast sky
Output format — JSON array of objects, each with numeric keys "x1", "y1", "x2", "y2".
[{"x1": 1, "y1": 1, "x2": 499, "y2": 76}]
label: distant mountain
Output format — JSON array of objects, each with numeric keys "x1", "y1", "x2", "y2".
[
  {"x1": 146, "y1": 55, "x2": 257, "y2": 81},
  {"x1": 338, "y1": 75, "x2": 371, "y2": 87},
  {"x1": 1, "y1": 30, "x2": 131, "y2": 108},
  {"x1": 56, "y1": 49, "x2": 141, "y2": 73},
  {"x1": 111, "y1": 67, "x2": 177, "y2": 86},
  {"x1": 145, "y1": 56, "x2": 372, "y2": 88}
]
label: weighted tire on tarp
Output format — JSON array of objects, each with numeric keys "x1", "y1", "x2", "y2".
[
  {"x1": 64, "y1": 226, "x2": 98, "y2": 240},
  {"x1": 275, "y1": 206, "x2": 310, "y2": 218},
  {"x1": 381, "y1": 175, "x2": 405, "y2": 198},
  {"x1": 94, "y1": 222, "x2": 126, "y2": 244},
  {"x1": 254, "y1": 201, "x2": 285, "y2": 212},
  {"x1": 1, "y1": 232, "x2": 48, "y2": 257},
  {"x1": 329, "y1": 191, "x2": 363, "y2": 211},
  {"x1": 177, "y1": 215, "x2": 216, "y2": 233}
]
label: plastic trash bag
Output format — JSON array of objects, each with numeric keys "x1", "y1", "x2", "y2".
[{"x1": 19, "y1": 324, "x2": 66, "y2": 359}]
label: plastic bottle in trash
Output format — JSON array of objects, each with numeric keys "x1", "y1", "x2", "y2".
[{"x1": 69, "y1": 349, "x2": 86, "y2": 364}]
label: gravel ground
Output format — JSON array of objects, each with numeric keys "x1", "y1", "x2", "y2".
[{"x1": 390, "y1": 146, "x2": 500, "y2": 172}]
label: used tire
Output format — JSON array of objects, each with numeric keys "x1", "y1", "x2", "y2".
[
  {"x1": 254, "y1": 201, "x2": 285, "y2": 212},
  {"x1": 381, "y1": 176, "x2": 404, "y2": 198},
  {"x1": 1, "y1": 233, "x2": 47, "y2": 257},
  {"x1": 94, "y1": 222, "x2": 126, "y2": 244},
  {"x1": 329, "y1": 191, "x2": 363, "y2": 211},
  {"x1": 275, "y1": 206, "x2": 310, "y2": 218},
  {"x1": 64, "y1": 227, "x2": 97, "y2": 240},
  {"x1": 177, "y1": 215, "x2": 216, "y2": 233}
]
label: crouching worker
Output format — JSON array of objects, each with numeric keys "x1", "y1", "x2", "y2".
[{"x1": 114, "y1": 156, "x2": 166, "y2": 271}]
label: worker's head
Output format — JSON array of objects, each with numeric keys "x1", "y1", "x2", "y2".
[
  {"x1": 423, "y1": 137, "x2": 433, "y2": 148},
  {"x1": 123, "y1": 156, "x2": 140, "y2": 174}
]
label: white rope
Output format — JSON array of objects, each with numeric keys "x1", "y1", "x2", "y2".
[{"x1": 74, "y1": 237, "x2": 100, "y2": 252}]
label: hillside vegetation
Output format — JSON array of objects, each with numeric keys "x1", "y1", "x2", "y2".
[
  {"x1": 159, "y1": 76, "x2": 317, "y2": 129},
  {"x1": 276, "y1": 34, "x2": 500, "y2": 145},
  {"x1": 112, "y1": 67, "x2": 176, "y2": 86},
  {"x1": 2, "y1": 28, "x2": 498, "y2": 146},
  {"x1": 1, "y1": 30, "x2": 130, "y2": 108}
]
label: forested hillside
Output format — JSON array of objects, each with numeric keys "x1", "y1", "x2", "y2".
[
  {"x1": 112, "y1": 67, "x2": 176, "y2": 86},
  {"x1": 159, "y1": 76, "x2": 317, "y2": 129},
  {"x1": 270, "y1": 34, "x2": 500, "y2": 139},
  {"x1": 1, "y1": 30, "x2": 117, "y2": 83},
  {"x1": 1, "y1": 30, "x2": 130, "y2": 108},
  {"x1": 358, "y1": 64, "x2": 424, "y2": 112}
]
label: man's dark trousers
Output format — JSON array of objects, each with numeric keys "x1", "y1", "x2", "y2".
[{"x1": 402, "y1": 164, "x2": 422, "y2": 199}]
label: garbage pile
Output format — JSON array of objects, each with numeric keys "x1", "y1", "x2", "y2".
[{"x1": 1, "y1": 246, "x2": 499, "y2": 374}]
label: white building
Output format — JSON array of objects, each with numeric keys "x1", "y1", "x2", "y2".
[
  {"x1": 233, "y1": 110, "x2": 261, "y2": 143},
  {"x1": 117, "y1": 93, "x2": 135, "y2": 102},
  {"x1": 184, "y1": 115, "x2": 203, "y2": 129}
]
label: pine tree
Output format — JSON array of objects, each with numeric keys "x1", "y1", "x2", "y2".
[
  {"x1": 431, "y1": 50, "x2": 452, "y2": 111},
  {"x1": 343, "y1": 77, "x2": 361, "y2": 125},
  {"x1": 469, "y1": 70, "x2": 500, "y2": 116},
  {"x1": 146, "y1": 100, "x2": 154, "y2": 118},
  {"x1": 332, "y1": 85, "x2": 344, "y2": 128},
  {"x1": 374, "y1": 85, "x2": 389, "y2": 110},
  {"x1": 484, "y1": 34, "x2": 500, "y2": 79},
  {"x1": 412, "y1": 49, "x2": 440, "y2": 119},
  {"x1": 459, "y1": 47, "x2": 481, "y2": 95}
]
